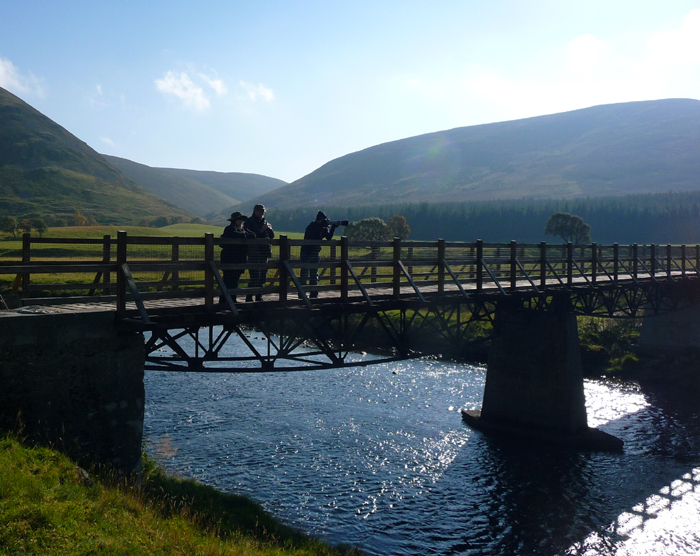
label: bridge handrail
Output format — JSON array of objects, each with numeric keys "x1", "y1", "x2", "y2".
[{"x1": 2, "y1": 232, "x2": 699, "y2": 313}]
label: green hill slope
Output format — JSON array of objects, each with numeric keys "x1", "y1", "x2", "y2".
[
  {"x1": 101, "y1": 155, "x2": 241, "y2": 217},
  {"x1": 159, "y1": 167, "x2": 286, "y2": 202},
  {"x1": 244, "y1": 99, "x2": 700, "y2": 210},
  {"x1": 0, "y1": 87, "x2": 193, "y2": 225}
]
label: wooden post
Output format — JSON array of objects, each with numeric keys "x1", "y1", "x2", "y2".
[
  {"x1": 21, "y1": 233, "x2": 30, "y2": 298},
  {"x1": 341, "y1": 236, "x2": 349, "y2": 302},
  {"x1": 172, "y1": 242, "x2": 180, "y2": 291},
  {"x1": 540, "y1": 241, "x2": 547, "y2": 288},
  {"x1": 681, "y1": 244, "x2": 686, "y2": 277},
  {"x1": 591, "y1": 243, "x2": 597, "y2": 284},
  {"x1": 279, "y1": 235, "x2": 289, "y2": 306},
  {"x1": 102, "y1": 235, "x2": 111, "y2": 295},
  {"x1": 204, "y1": 233, "x2": 214, "y2": 311},
  {"x1": 650, "y1": 244, "x2": 656, "y2": 278},
  {"x1": 393, "y1": 237, "x2": 401, "y2": 299},
  {"x1": 510, "y1": 240, "x2": 517, "y2": 291},
  {"x1": 567, "y1": 242, "x2": 573, "y2": 287},
  {"x1": 330, "y1": 243, "x2": 337, "y2": 285},
  {"x1": 632, "y1": 243, "x2": 638, "y2": 279},
  {"x1": 613, "y1": 243, "x2": 619, "y2": 283},
  {"x1": 116, "y1": 231, "x2": 127, "y2": 317},
  {"x1": 437, "y1": 238, "x2": 445, "y2": 295},
  {"x1": 476, "y1": 239, "x2": 483, "y2": 292},
  {"x1": 666, "y1": 244, "x2": 672, "y2": 278}
]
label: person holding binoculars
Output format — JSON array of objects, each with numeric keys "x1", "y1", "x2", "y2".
[{"x1": 299, "y1": 211, "x2": 348, "y2": 298}]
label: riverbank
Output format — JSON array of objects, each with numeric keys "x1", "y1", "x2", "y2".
[{"x1": 0, "y1": 434, "x2": 363, "y2": 555}]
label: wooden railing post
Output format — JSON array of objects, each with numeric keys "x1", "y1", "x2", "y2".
[
  {"x1": 696, "y1": 245, "x2": 700, "y2": 277},
  {"x1": 330, "y1": 243, "x2": 337, "y2": 285},
  {"x1": 340, "y1": 236, "x2": 349, "y2": 302},
  {"x1": 21, "y1": 233, "x2": 30, "y2": 298},
  {"x1": 476, "y1": 239, "x2": 483, "y2": 292},
  {"x1": 632, "y1": 243, "x2": 638, "y2": 279},
  {"x1": 567, "y1": 242, "x2": 573, "y2": 287},
  {"x1": 681, "y1": 244, "x2": 686, "y2": 277},
  {"x1": 116, "y1": 230, "x2": 127, "y2": 317},
  {"x1": 437, "y1": 238, "x2": 445, "y2": 295},
  {"x1": 591, "y1": 243, "x2": 597, "y2": 284},
  {"x1": 204, "y1": 233, "x2": 214, "y2": 311},
  {"x1": 540, "y1": 241, "x2": 547, "y2": 288},
  {"x1": 279, "y1": 235, "x2": 289, "y2": 306},
  {"x1": 102, "y1": 234, "x2": 111, "y2": 295},
  {"x1": 650, "y1": 244, "x2": 656, "y2": 278},
  {"x1": 666, "y1": 244, "x2": 672, "y2": 278},
  {"x1": 172, "y1": 242, "x2": 180, "y2": 291},
  {"x1": 510, "y1": 240, "x2": 517, "y2": 291},
  {"x1": 613, "y1": 243, "x2": 619, "y2": 283},
  {"x1": 392, "y1": 237, "x2": 401, "y2": 299}
]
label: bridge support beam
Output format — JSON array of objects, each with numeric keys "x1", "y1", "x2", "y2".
[
  {"x1": 0, "y1": 312, "x2": 145, "y2": 476},
  {"x1": 463, "y1": 294, "x2": 622, "y2": 451}
]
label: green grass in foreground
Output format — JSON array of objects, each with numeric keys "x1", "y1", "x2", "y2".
[{"x1": 0, "y1": 435, "x2": 362, "y2": 555}]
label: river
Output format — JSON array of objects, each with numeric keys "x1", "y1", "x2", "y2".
[{"x1": 143, "y1": 332, "x2": 700, "y2": 555}]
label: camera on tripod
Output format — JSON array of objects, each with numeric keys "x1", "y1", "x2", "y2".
[{"x1": 330, "y1": 220, "x2": 349, "y2": 227}]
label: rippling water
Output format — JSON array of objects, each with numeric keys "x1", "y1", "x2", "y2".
[{"x1": 144, "y1": 332, "x2": 700, "y2": 555}]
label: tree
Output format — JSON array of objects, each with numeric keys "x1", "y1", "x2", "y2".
[
  {"x1": 19, "y1": 219, "x2": 32, "y2": 234},
  {"x1": 387, "y1": 215, "x2": 411, "y2": 239},
  {"x1": 1, "y1": 216, "x2": 18, "y2": 238},
  {"x1": 72, "y1": 210, "x2": 88, "y2": 226},
  {"x1": 544, "y1": 212, "x2": 591, "y2": 244},
  {"x1": 33, "y1": 219, "x2": 47, "y2": 237},
  {"x1": 344, "y1": 217, "x2": 393, "y2": 241}
]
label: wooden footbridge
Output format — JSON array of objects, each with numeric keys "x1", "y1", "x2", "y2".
[
  {"x1": 3, "y1": 231, "x2": 700, "y2": 372},
  {"x1": 4, "y1": 231, "x2": 700, "y2": 462}
]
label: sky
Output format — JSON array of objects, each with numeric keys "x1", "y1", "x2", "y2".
[{"x1": 2, "y1": 1, "x2": 700, "y2": 184}]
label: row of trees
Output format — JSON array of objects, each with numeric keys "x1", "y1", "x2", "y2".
[
  {"x1": 266, "y1": 191, "x2": 700, "y2": 244},
  {"x1": 1, "y1": 211, "x2": 98, "y2": 237}
]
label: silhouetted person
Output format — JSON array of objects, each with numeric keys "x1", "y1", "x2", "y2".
[
  {"x1": 300, "y1": 211, "x2": 339, "y2": 298},
  {"x1": 220, "y1": 211, "x2": 254, "y2": 304},
  {"x1": 245, "y1": 204, "x2": 274, "y2": 302}
]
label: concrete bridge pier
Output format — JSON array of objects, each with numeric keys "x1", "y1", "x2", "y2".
[
  {"x1": 462, "y1": 294, "x2": 623, "y2": 451},
  {"x1": 0, "y1": 312, "x2": 145, "y2": 475}
]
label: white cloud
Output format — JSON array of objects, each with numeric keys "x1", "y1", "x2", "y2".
[
  {"x1": 0, "y1": 56, "x2": 44, "y2": 96},
  {"x1": 100, "y1": 137, "x2": 116, "y2": 148},
  {"x1": 240, "y1": 81, "x2": 275, "y2": 102},
  {"x1": 567, "y1": 33, "x2": 608, "y2": 76},
  {"x1": 199, "y1": 73, "x2": 227, "y2": 96},
  {"x1": 647, "y1": 9, "x2": 700, "y2": 68},
  {"x1": 155, "y1": 71, "x2": 210, "y2": 110}
]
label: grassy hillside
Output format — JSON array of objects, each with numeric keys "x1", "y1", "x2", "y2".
[
  {"x1": 102, "y1": 155, "x2": 241, "y2": 217},
  {"x1": 160, "y1": 167, "x2": 286, "y2": 202},
  {"x1": 0, "y1": 87, "x2": 194, "y2": 225},
  {"x1": 241, "y1": 99, "x2": 700, "y2": 212},
  {"x1": 0, "y1": 435, "x2": 360, "y2": 555}
]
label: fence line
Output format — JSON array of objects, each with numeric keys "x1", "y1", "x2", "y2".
[{"x1": 1, "y1": 232, "x2": 698, "y2": 314}]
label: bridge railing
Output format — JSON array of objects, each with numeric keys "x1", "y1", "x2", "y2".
[{"x1": 1, "y1": 232, "x2": 699, "y2": 311}]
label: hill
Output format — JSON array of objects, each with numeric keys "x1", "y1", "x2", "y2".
[
  {"x1": 102, "y1": 155, "x2": 286, "y2": 217},
  {"x1": 0, "y1": 86, "x2": 193, "y2": 225},
  {"x1": 239, "y1": 99, "x2": 700, "y2": 212}
]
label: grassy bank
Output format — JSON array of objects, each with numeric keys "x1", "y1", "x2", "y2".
[{"x1": 0, "y1": 435, "x2": 361, "y2": 555}]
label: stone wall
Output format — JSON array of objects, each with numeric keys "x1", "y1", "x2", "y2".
[{"x1": 0, "y1": 311, "x2": 145, "y2": 475}]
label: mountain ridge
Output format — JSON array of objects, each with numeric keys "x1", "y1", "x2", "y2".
[{"x1": 232, "y1": 99, "x2": 700, "y2": 214}]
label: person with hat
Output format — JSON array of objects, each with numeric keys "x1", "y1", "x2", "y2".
[
  {"x1": 245, "y1": 204, "x2": 274, "y2": 302},
  {"x1": 220, "y1": 211, "x2": 254, "y2": 304},
  {"x1": 300, "y1": 211, "x2": 340, "y2": 298}
]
